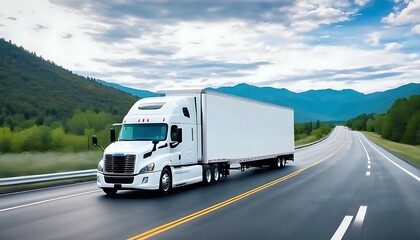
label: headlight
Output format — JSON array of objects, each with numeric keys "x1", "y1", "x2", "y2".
[
  {"x1": 97, "y1": 162, "x2": 104, "y2": 173},
  {"x1": 140, "y1": 163, "x2": 155, "y2": 173}
]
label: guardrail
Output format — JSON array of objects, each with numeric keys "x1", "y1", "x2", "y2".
[{"x1": 0, "y1": 169, "x2": 96, "y2": 187}]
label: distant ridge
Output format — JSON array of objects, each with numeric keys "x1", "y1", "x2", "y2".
[
  {"x1": 211, "y1": 83, "x2": 420, "y2": 122},
  {"x1": 96, "y1": 79, "x2": 419, "y2": 122},
  {"x1": 96, "y1": 79, "x2": 158, "y2": 98}
]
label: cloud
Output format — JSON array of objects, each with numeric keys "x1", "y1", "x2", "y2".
[
  {"x1": 139, "y1": 47, "x2": 175, "y2": 56},
  {"x1": 366, "y1": 32, "x2": 380, "y2": 46},
  {"x1": 33, "y1": 24, "x2": 48, "y2": 32},
  {"x1": 412, "y1": 23, "x2": 420, "y2": 33},
  {"x1": 2, "y1": 0, "x2": 417, "y2": 94},
  {"x1": 355, "y1": 0, "x2": 369, "y2": 6},
  {"x1": 384, "y1": 42, "x2": 403, "y2": 51},
  {"x1": 382, "y1": 0, "x2": 420, "y2": 26},
  {"x1": 62, "y1": 33, "x2": 73, "y2": 39}
]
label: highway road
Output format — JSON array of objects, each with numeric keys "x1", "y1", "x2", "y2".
[{"x1": 0, "y1": 126, "x2": 419, "y2": 240}]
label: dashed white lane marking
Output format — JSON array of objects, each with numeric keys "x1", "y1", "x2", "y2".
[
  {"x1": 331, "y1": 216, "x2": 353, "y2": 240},
  {"x1": 360, "y1": 134, "x2": 420, "y2": 182},
  {"x1": 366, "y1": 171, "x2": 371, "y2": 176},
  {"x1": 0, "y1": 190, "x2": 100, "y2": 213},
  {"x1": 354, "y1": 206, "x2": 368, "y2": 225},
  {"x1": 368, "y1": 165, "x2": 371, "y2": 169}
]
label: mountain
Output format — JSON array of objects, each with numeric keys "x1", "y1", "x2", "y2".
[
  {"x1": 96, "y1": 79, "x2": 158, "y2": 98},
  {"x1": 212, "y1": 83, "x2": 420, "y2": 122},
  {"x1": 0, "y1": 38, "x2": 138, "y2": 129},
  {"x1": 92, "y1": 78, "x2": 419, "y2": 122}
]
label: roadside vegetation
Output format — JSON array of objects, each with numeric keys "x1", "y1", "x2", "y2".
[
  {"x1": 363, "y1": 132, "x2": 420, "y2": 166},
  {"x1": 346, "y1": 95, "x2": 419, "y2": 145},
  {"x1": 295, "y1": 120, "x2": 334, "y2": 146},
  {"x1": 346, "y1": 95, "x2": 419, "y2": 166},
  {"x1": 0, "y1": 109, "x2": 122, "y2": 153}
]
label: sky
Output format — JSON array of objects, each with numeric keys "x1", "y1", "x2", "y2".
[{"x1": 0, "y1": 0, "x2": 419, "y2": 93}]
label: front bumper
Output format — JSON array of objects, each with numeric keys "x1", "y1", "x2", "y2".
[{"x1": 97, "y1": 171, "x2": 161, "y2": 190}]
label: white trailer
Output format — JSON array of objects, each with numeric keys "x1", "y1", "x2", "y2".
[{"x1": 93, "y1": 90, "x2": 294, "y2": 195}]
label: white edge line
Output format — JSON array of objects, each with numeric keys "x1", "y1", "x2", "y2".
[
  {"x1": 0, "y1": 190, "x2": 100, "y2": 213},
  {"x1": 360, "y1": 134, "x2": 420, "y2": 182},
  {"x1": 357, "y1": 134, "x2": 371, "y2": 161},
  {"x1": 354, "y1": 206, "x2": 367, "y2": 225},
  {"x1": 331, "y1": 215, "x2": 353, "y2": 240}
]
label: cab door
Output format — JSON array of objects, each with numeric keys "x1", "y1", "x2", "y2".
[{"x1": 169, "y1": 100, "x2": 197, "y2": 166}]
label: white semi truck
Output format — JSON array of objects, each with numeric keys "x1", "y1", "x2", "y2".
[{"x1": 93, "y1": 90, "x2": 294, "y2": 195}]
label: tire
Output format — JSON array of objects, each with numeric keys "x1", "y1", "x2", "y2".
[
  {"x1": 203, "y1": 165, "x2": 212, "y2": 185},
  {"x1": 272, "y1": 157, "x2": 282, "y2": 169},
  {"x1": 281, "y1": 157, "x2": 286, "y2": 168},
  {"x1": 103, "y1": 188, "x2": 117, "y2": 196},
  {"x1": 211, "y1": 164, "x2": 220, "y2": 183},
  {"x1": 159, "y1": 168, "x2": 172, "y2": 194}
]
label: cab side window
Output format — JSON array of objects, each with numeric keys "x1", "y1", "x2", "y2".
[{"x1": 170, "y1": 125, "x2": 178, "y2": 141}]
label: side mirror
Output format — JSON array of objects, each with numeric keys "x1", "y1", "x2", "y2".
[
  {"x1": 92, "y1": 135, "x2": 104, "y2": 151},
  {"x1": 152, "y1": 139, "x2": 159, "y2": 152},
  {"x1": 110, "y1": 127, "x2": 116, "y2": 143},
  {"x1": 176, "y1": 128, "x2": 183, "y2": 143}
]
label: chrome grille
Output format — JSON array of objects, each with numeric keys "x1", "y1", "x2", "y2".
[{"x1": 104, "y1": 154, "x2": 136, "y2": 174}]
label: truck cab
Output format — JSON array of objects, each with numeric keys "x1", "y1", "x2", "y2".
[{"x1": 96, "y1": 96, "x2": 203, "y2": 195}]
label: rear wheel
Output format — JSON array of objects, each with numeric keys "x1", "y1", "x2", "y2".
[
  {"x1": 203, "y1": 165, "x2": 212, "y2": 185},
  {"x1": 159, "y1": 168, "x2": 172, "y2": 194},
  {"x1": 211, "y1": 164, "x2": 220, "y2": 183},
  {"x1": 103, "y1": 188, "x2": 117, "y2": 196},
  {"x1": 281, "y1": 157, "x2": 286, "y2": 168},
  {"x1": 272, "y1": 157, "x2": 282, "y2": 169}
]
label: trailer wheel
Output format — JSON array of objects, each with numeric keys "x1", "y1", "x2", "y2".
[
  {"x1": 159, "y1": 168, "x2": 172, "y2": 194},
  {"x1": 272, "y1": 157, "x2": 282, "y2": 169},
  {"x1": 103, "y1": 188, "x2": 117, "y2": 196},
  {"x1": 281, "y1": 157, "x2": 286, "y2": 168},
  {"x1": 211, "y1": 164, "x2": 220, "y2": 183},
  {"x1": 202, "y1": 165, "x2": 212, "y2": 185}
]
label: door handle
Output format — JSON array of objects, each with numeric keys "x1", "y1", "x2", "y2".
[{"x1": 179, "y1": 155, "x2": 181, "y2": 160}]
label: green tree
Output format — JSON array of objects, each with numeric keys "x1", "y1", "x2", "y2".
[
  {"x1": 401, "y1": 111, "x2": 420, "y2": 144},
  {"x1": 366, "y1": 118, "x2": 375, "y2": 132}
]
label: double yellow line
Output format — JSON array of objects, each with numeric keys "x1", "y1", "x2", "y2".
[{"x1": 129, "y1": 136, "x2": 348, "y2": 240}]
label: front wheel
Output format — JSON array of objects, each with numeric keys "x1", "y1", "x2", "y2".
[{"x1": 159, "y1": 168, "x2": 172, "y2": 194}]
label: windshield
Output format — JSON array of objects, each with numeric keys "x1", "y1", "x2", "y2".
[{"x1": 119, "y1": 123, "x2": 168, "y2": 141}]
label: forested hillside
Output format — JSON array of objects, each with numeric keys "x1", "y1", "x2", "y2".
[
  {"x1": 0, "y1": 39, "x2": 139, "y2": 152},
  {"x1": 346, "y1": 95, "x2": 420, "y2": 145},
  {"x1": 0, "y1": 38, "x2": 138, "y2": 131}
]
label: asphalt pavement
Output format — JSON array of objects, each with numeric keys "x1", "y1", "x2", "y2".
[{"x1": 0, "y1": 126, "x2": 418, "y2": 240}]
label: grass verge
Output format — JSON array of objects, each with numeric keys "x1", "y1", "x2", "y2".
[
  {"x1": 363, "y1": 131, "x2": 420, "y2": 167},
  {"x1": 0, "y1": 151, "x2": 102, "y2": 178},
  {"x1": 295, "y1": 135, "x2": 318, "y2": 147}
]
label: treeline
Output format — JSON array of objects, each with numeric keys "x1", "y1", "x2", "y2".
[
  {"x1": 346, "y1": 95, "x2": 420, "y2": 145},
  {"x1": 0, "y1": 109, "x2": 121, "y2": 153},
  {"x1": 0, "y1": 38, "x2": 138, "y2": 132},
  {"x1": 295, "y1": 120, "x2": 334, "y2": 141}
]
